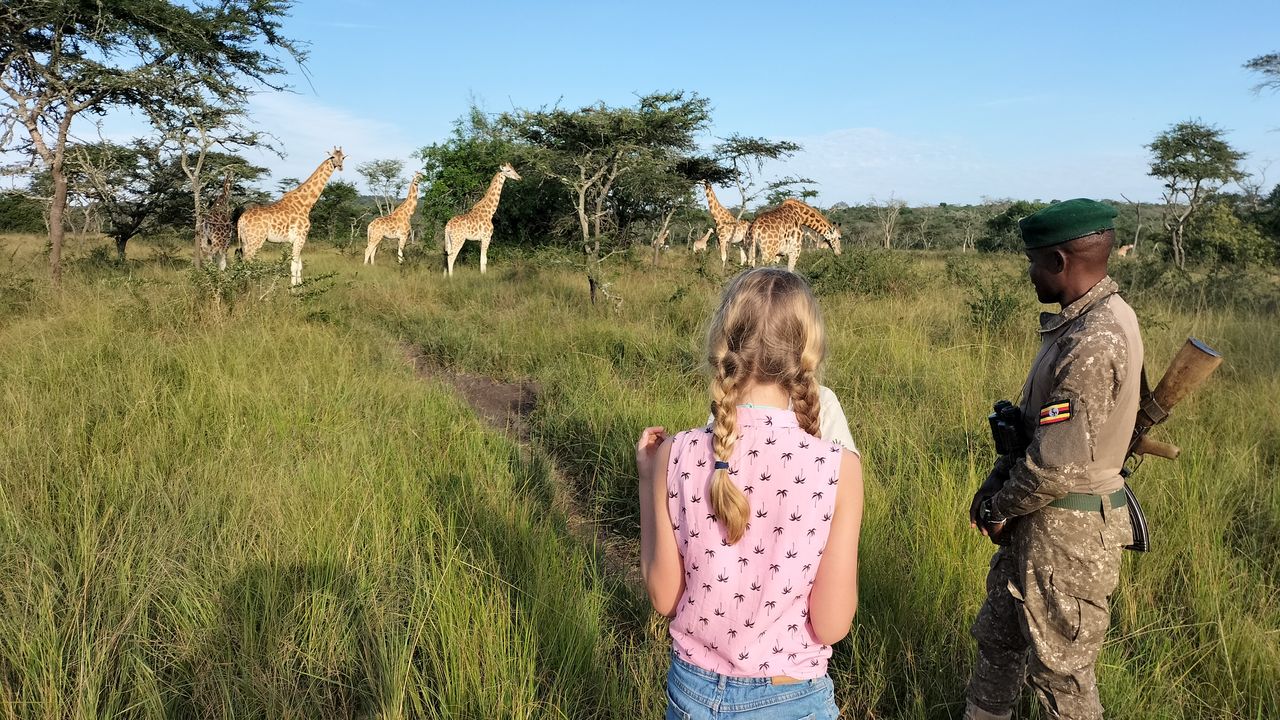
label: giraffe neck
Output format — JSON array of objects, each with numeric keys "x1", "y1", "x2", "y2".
[
  {"x1": 472, "y1": 171, "x2": 507, "y2": 219},
  {"x1": 705, "y1": 184, "x2": 736, "y2": 225},
  {"x1": 392, "y1": 179, "x2": 420, "y2": 218},
  {"x1": 797, "y1": 206, "x2": 834, "y2": 234},
  {"x1": 282, "y1": 156, "x2": 336, "y2": 212},
  {"x1": 211, "y1": 177, "x2": 232, "y2": 211}
]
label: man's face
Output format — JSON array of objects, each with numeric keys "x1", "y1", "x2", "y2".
[{"x1": 1025, "y1": 248, "x2": 1063, "y2": 304}]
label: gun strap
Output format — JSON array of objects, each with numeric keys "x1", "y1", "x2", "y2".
[{"x1": 1137, "y1": 365, "x2": 1170, "y2": 427}]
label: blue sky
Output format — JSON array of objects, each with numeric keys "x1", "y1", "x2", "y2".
[{"x1": 82, "y1": 0, "x2": 1280, "y2": 204}]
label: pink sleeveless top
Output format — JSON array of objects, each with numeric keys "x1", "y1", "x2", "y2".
[{"x1": 666, "y1": 406, "x2": 843, "y2": 679}]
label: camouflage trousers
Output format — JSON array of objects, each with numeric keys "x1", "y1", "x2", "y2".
[{"x1": 966, "y1": 502, "x2": 1131, "y2": 719}]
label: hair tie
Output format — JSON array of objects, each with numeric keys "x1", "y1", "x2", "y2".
[{"x1": 714, "y1": 460, "x2": 730, "y2": 470}]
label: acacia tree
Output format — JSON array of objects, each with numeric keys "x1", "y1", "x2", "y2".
[
  {"x1": 357, "y1": 159, "x2": 407, "y2": 217},
  {"x1": 1246, "y1": 53, "x2": 1279, "y2": 95},
  {"x1": 871, "y1": 194, "x2": 906, "y2": 249},
  {"x1": 712, "y1": 135, "x2": 810, "y2": 219},
  {"x1": 0, "y1": 0, "x2": 304, "y2": 283},
  {"x1": 504, "y1": 92, "x2": 715, "y2": 304},
  {"x1": 153, "y1": 96, "x2": 275, "y2": 266},
  {"x1": 1148, "y1": 121, "x2": 1247, "y2": 268},
  {"x1": 56, "y1": 140, "x2": 266, "y2": 259}
]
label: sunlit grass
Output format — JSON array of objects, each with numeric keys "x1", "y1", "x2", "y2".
[{"x1": 0, "y1": 234, "x2": 1275, "y2": 718}]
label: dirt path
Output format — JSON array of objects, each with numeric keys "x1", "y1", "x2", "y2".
[{"x1": 400, "y1": 343, "x2": 642, "y2": 589}]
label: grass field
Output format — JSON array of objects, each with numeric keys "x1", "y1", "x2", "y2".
[{"x1": 0, "y1": 233, "x2": 1276, "y2": 719}]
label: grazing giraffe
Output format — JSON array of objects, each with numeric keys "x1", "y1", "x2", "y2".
[
  {"x1": 747, "y1": 199, "x2": 842, "y2": 271},
  {"x1": 703, "y1": 181, "x2": 749, "y2": 267},
  {"x1": 201, "y1": 170, "x2": 235, "y2": 271},
  {"x1": 691, "y1": 227, "x2": 713, "y2": 253},
  {"x1": 364, "y1": 171, "x2": 422, "y2": 265},
  {"x1": 444, "y1": 163, "x2": 521, "y2": 277},
  {"x1": 238, "y1": 147, "x2": 345, "y2": 287}
]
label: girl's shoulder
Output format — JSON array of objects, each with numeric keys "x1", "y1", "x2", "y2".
[{"x1": 668, "y1": 426, "x2": 714, "y2": 460}]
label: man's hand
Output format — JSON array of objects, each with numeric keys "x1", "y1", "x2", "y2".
[
  {"x1": 968, "y1": 470, "x2": 1005, "y2": 529},
  {"x1": 636, "y1": 426, "x2": 667, "y2": 484}
]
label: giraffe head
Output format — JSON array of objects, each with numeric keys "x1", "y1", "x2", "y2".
[
  {"x1": 499, "y1": 163, "x2": 521, "y2": 181},
  {"x1": 822, "y1": 225, "x2": 843, "y2": 256},
  {"x1": 328, "y1": 147, "x2": 346, "y2": 172}
]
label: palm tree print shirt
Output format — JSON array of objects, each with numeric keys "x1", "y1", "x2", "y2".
[{"x1": 666, "y1": 406, "x2": 843, "y2": 679}]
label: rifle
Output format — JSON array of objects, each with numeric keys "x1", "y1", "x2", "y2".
[{"x1": 1120, "y1": 337, "x2": 1224, "y2": 551}]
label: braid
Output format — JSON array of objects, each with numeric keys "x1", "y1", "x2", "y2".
[
  {"x1": 710, "y1": 356, "x2": 750, "y2": 544},
  {"x1": 790, "y1": 368, "x2": 821, "y2": 438}
]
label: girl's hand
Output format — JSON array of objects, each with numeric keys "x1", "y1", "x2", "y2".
[{"x1": 636, "y1": 426, "x2": 667, "y2": 482}]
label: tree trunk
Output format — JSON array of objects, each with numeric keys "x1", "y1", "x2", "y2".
[
  {"x1": 116, "y1": 236, "x2": 129, "y2": 261},
  {"x1": 191, "y1": 179, "x2": 204, "y2": 268},
  {"x1": 48, "y1": 168, "x2": 68, "y2": 285}
]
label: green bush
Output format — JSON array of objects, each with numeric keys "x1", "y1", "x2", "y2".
[
  {"x1": 968, "y1": 278, "x2": 1028, "y2": 334},
  {"x1": 0, "y1": 270, "x2": 35, "y2": 320},
  {"x1": 187, "y1": 253, "x2": 289, "y2": 310},
  {"x1": 944, "y1": 254, "x2": 982, "y2": 287},
  {"x1": 1113, "y1": 257, "x2": 1280, "y2": 313},
  {"x1": 801, "y1": 249, "x2": 920, "y2": 298}
]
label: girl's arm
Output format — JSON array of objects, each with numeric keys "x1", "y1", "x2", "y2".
[
  {"x1": 807, "y1": 447, "x2": 864, "y2": 645},
  {"x1": 637, "y1": 431, "x2": 684, "y2": 617}
]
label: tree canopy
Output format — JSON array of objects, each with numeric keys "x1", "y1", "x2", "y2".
[
  {"x1": 0, "y1": 0, "x2": 305, "y2": 281},
  {"x1": 1148, "y1": 120, "x2": 1247, "y2": 268}
]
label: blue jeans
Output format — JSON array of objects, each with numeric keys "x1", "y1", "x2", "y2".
[{"x1": 666, "y1": 653, "x2": 840, "y2": 719}]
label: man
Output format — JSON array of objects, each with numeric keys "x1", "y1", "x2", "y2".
[{"x1": 965, "y1": 199, "x2": 1143, "y2": 720}]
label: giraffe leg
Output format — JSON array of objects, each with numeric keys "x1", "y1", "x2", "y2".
[
  {"x1": 445, "y1": 233, "x2": 459, "y2": 278},
  {"x1": 397, "y1": 233, "x2": 406, "y2": 264},
  {"x1": 290, "y1": 236, "x2": 304, "y2": 287},
  {"x1": 479, "y1": 237, "x2": 489, "y2": 275},
  {"x1": 365, "y1": 233, "x2": 378, "y2": 265},
  {"x1": 738, "y1": 244, "x2": 747, "y2": 266},
  {"x1": 216, "y1": 250, "x2": 227, "y2": 271}
]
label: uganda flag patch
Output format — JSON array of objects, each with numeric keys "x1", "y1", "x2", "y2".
[{"x1": 1039, "y1": 400, "x2": 1073, "y2": 425}]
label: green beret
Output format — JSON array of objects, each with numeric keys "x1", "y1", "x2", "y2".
[{"x1": 1018, "y1": 198, "x2": 1118, "y2": 249}]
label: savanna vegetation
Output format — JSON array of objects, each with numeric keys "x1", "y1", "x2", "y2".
[
  {"x1": 0, "y1": 231, "x2": 1277, "y2": 718},
  {"x1": 3, "y1": 2, "x2": 1279, "y2": 717}
]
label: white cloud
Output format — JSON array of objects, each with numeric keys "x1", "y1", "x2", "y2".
[{"x1": 244, "y1": 92, "x2": 418, "y2": 192}]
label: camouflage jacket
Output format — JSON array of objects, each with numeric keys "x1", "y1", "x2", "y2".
[{"x1": 991, "y1": 277, "x2": 1144, "y2": 518}]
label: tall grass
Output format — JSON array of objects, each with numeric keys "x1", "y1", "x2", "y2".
[{"x1": 0, "y1": 235, "x2": 1275, "y2": 718}]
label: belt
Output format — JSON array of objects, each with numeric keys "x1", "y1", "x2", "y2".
[{"x1": 1047, "y1": 489, "x2": 1127, "y2": 513}]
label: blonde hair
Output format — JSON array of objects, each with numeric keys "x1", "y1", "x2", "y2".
[{"x1": 707, "y1": 268, "x2": 826, "y2": 543}]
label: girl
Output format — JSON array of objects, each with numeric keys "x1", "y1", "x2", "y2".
[{"x1": 637, "y1": 268, "x2": 865, "y2": 719}]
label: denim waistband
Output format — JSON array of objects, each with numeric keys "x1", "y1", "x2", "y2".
[{"x1": 672, "y1": 651, "x2": 797, "y2": 686}]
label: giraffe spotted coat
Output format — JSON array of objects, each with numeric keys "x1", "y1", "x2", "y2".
[
  {"x1": 748, "y1": 199, "x2": 842, "y2": 272},
  {"x1": 238, "y1": 147, "x2": 345, "y2": 287},
  {"x1": 365, "y1": 172, "x2": 422, "y2": 265},
  {"x1": 444, "y1": 163, "x2": 520, "y2": 276}
]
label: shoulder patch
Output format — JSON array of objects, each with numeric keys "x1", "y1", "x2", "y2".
[{"x1": 1039, "y1": 399, "x2": 1073, "y2": 425}]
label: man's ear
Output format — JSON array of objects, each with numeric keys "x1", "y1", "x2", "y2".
[{"x1": 1048, "y1": 248, "x2": 1067, "y2": 274}]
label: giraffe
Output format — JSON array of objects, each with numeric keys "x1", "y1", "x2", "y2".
[
  {"x1": 691, "y1": 227, "x2": 713, "y2": 254},
  {"x1": 1117, "y1": 243, "x2": 1135, "y2": 257},
  {"x1": 237, "y1": 147, "x2": 345, "y2": 287},
  {"x1": 703, "y1": 181, "x2": 750, "y2": 267},
  {"x1": 364, "y1": 171, "x2": 422, "y2": 265},
  {"x1": 747, "y1": 199, "x2": 842, "y2": 272},
  {"x1": 201, "y1": 170, "x2": 235, "y2": 271},
  {"x1": 444, "y1": 163, "x2": 521, "y2": 277}
]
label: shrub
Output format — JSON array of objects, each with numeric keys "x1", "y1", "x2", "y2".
[
  {"x1": 944, "y1": 254, "x2": 982, "y2": 287},
  {"x1": 187, "y1": 252, "x2": 289, "y2": 310},
  {"x1": 0, "y1": 270, "x2": 35, "y2": 320},
  {"x1": 801, "y1": 249, "x2": 919, "y2": 298},
  {"x1": 968, "y1": 278, "x2": 1028, "y2": 334}
]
